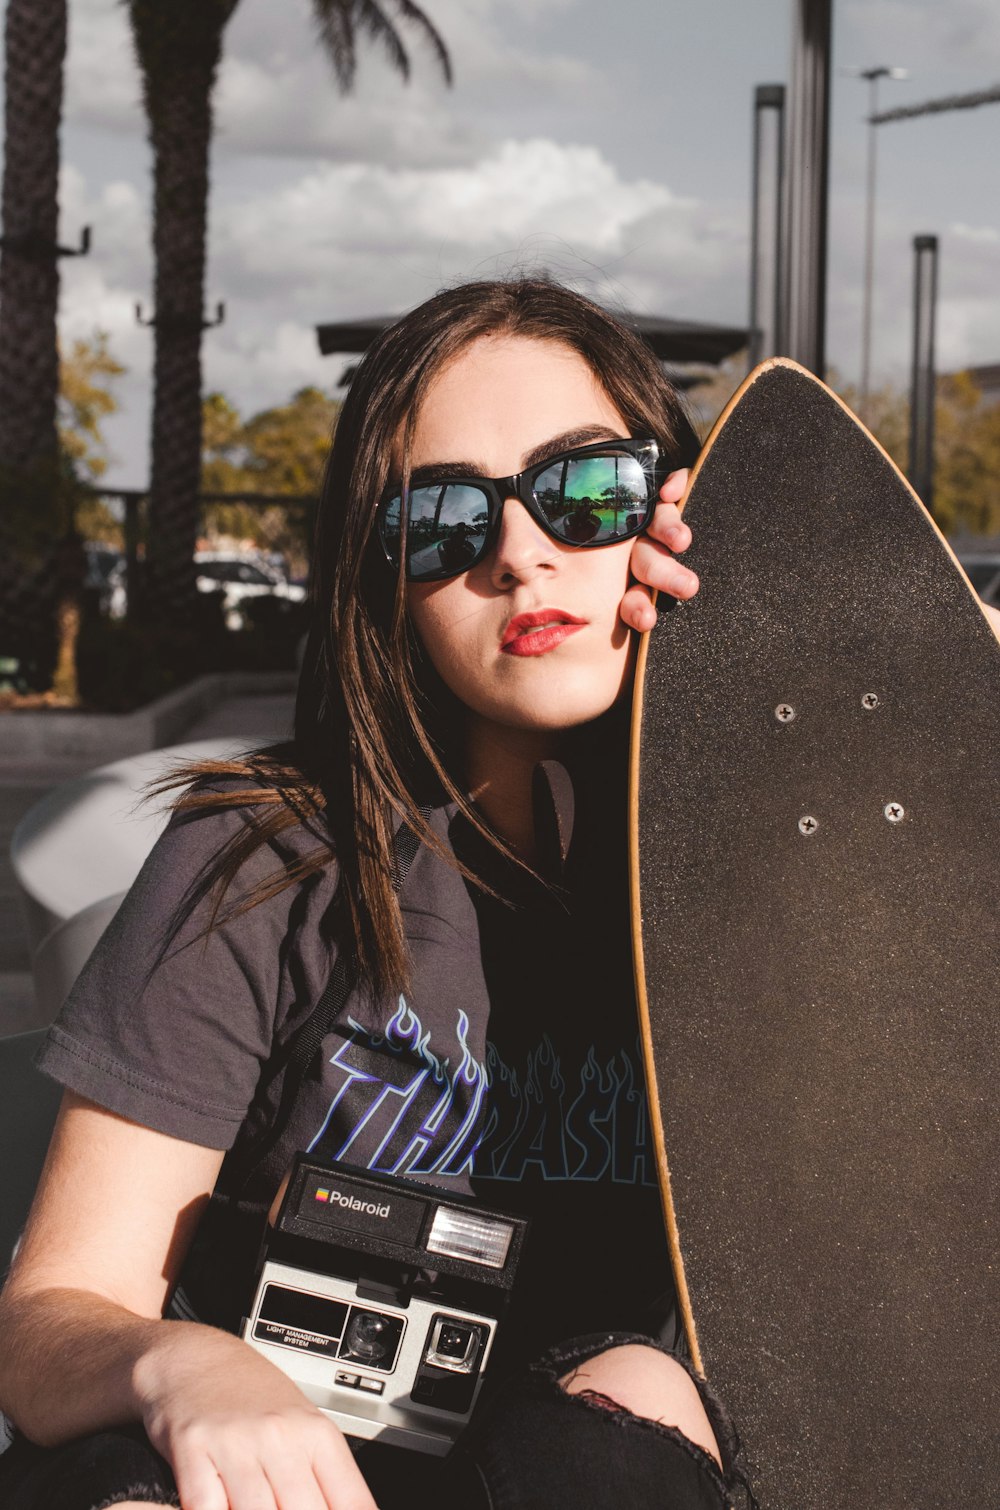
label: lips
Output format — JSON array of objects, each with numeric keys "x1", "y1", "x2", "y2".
[{"x1": 500, "y1": 608, "x2": 587, "y2": 656}]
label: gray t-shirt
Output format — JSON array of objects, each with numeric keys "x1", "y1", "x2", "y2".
[{"x1": 37, "y1": 733, "x2": 675, "y2": 1361}]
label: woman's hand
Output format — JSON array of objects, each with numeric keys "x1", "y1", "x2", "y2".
[
  {"x1": 621, "y1": 468, "x2": 698, "y2": 632},
  {"x1": 137, "y1": 1322, "x2": 378, "y2": 1510},
  {"x1": 0, "y1": 1094, "x2": 376, "y2": 1507}
]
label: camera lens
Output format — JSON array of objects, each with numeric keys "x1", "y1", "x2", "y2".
[
  {"x1": 345, "y1": 1311, "x2": 390, "y2": 1362},
  {"x1": 437, "y1": 1323, "x2": 473, "y2": 1360}
]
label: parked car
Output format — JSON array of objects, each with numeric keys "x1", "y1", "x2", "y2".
[
  {"x1": 958, "y1": 554, "x2": 1000, "y2": 609},
  {"x1": 194, "y1": 551, "x2": 307, "y2": 630}
]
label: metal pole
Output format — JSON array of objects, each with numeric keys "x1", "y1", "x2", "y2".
[
  {"x1": 782, "y1": 0, "x2": 832, "y2": 374},
  {"x1": 859, "y1": 73, "x2": 880, "y2": 414},
  {"x1": 749, "y1": 85, "x2": 786, "y2": 368},
  {"x1": 851, "y1": 65, "x2": 907, "y2": 418},
  {"x1": 909, "y1": 234, "x2": 938, "y2": 513}
]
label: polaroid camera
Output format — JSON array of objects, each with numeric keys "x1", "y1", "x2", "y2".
[{"x1": 242, "y1": 1155, "x2": 529, "y2": 1456}]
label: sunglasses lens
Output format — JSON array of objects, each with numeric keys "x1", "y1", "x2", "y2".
[
  {"x1": 384, "y1": 483, "x2": 491, "y2": 579},
  {"x1": 534, "y1": 451, "x2": 653, "y2": 545}
]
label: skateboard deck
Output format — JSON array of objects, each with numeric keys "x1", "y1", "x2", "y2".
[{"x1": 630, "y1": 358, "x2": 999, "y2": 1508}]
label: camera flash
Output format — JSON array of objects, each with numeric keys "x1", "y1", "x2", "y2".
[{"x1": 427, "y1": 1206, "x2": 514, "y2": 1268}]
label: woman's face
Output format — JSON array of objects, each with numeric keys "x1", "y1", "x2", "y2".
[{"x1": 405, "y1": 334, "x2": 639, "y2": 734}]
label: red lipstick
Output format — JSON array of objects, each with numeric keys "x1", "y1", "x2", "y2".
[{"x1": 500, "y1": 608, "x2": 586, "y2": 657}]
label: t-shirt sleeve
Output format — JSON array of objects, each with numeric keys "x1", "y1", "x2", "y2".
[{"x1": 35, "y1": 799, "x2": 323, "y2": 1148}]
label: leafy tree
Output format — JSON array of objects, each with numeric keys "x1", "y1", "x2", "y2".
[
  {"x1": 201, "y1": 385, "x2": 340, "y2": 575},
  {"x1": 933, "y1": 372, "x2": 1000, "y2": 538},
  {"x1": 60, "y1": 333, "x2": 127, "y2": 484},
  {"x1": 128, "y1": 0, "x2": 451, "y2": 623},
  {"x1": 60, "y1": 332, "x2": 127, "y2": 545}
]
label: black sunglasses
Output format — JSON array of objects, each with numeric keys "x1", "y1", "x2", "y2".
[{"x1": 377, "y1": 437, "x2": 670, "y2": 583}]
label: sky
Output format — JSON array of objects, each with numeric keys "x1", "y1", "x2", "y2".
[{"x1": 3, "y1": 0, "x2": 999, "y2": 484}]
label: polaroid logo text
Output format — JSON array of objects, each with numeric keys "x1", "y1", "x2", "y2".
[{"x1": 321, "y1": 1188, "x2": 391, "y2": 1218}]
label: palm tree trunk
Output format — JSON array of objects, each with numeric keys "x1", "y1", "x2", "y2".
[
  {"x1": 0, "y1": 0, "x2": 68, "y2": 674},
  {"x1": 144, "y1": 69, "x2": 214, "y2": 616},
  {"x1": 129, "y1": 1, "x2": 237, "y2": 619}
]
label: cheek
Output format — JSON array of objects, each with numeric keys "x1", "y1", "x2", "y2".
[
  {"x1": 406, "y1": 583, "x2": 478, "y2": 683},
  {"x1": 591, "y1": 542, "x2": 636, "y2": 635}
]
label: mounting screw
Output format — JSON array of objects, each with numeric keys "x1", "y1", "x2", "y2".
[
  {"x1": 775, "y1": 703, "x2": 796, "y2": 723},
  {"x1": 884, "y1": 802, "x2": 905, "y2": 823},
  {"x1": 798, "y1": 815, "x2": 819, "y2": 835},
  {"x1": 861, "y1": 692, "x2": 880, "y2": 710}
]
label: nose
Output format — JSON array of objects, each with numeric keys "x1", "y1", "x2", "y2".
[{"x1": 487, "y1": 495, "x2": 558, "y2": 588}]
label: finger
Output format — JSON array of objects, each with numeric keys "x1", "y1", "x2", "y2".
[
  {"x1": 658, "y1": 467, "x2": 690, "y2": 508},
  {"x1": 619, "y1": 562, "x2": 699, "y2": 634},
  {"x1": 644, "y1": 499, "x2": 692, "y2": 554},
  {"x1": 312, "y1": 1431, "x2": 380, "y2": 1510},
  {"x1": 620, "y1": 584, "x2": 658, "y2": 633},
  {"x1": 172, "y1": 1449, "x2": 230, "y2": 1510},
  {"x1": 630, "y1": 534, "x2": 700, "y2": 600},
  {"x1": 263, "y1": 1456, "x2": 335, "y2": 1510},
  {"x1": 206, "y1": 1450, "x2": 278, "y2": 1510}
]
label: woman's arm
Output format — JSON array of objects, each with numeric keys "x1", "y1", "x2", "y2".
[{"x1": 0, "y1": 1091, "x2": 376, "y2": 1510}]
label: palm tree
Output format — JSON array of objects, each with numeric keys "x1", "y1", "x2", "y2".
[
  {"x1": 0, "y1": 0, "x2": 70, "y2": 680},
  {"x1": 127, "y1": 0, "x2": 239, "y2": 624},
  {"x1": 129, "y1": 0, "x2": 451, "y2": 622}
]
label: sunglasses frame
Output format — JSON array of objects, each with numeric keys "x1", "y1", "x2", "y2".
[{"x1": 376, "y1": 436, "x2": 670, "y2": 583}]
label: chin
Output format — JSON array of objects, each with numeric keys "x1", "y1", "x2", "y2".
[{"x1": 492, "y1": 688, "x2": 627, "y2": 732}]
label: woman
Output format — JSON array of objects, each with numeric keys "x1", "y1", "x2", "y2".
[{"x1": 0, "y1": 279, "x2": 748, "y2": 1509}]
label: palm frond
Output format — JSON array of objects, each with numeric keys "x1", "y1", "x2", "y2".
[
  {"x1": 352, "y1": 0, "x2": 411, "y2": 81},
  {"x1": 311, "y1": 0, "x2": 452, "y2": 92},
  {"x1": 391, "y1": 0, "x2": 452, "y2": 84},
  {"x1": 312, "y1": 0, "x2": 357, "y2": 90}
]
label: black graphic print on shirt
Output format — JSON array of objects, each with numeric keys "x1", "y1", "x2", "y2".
[
  {"x1": 475, "y1": 1037, "x2": 655, "y2": 1186},
  {"x1": 306, "y1": 995, "x2": 655, "y2": 1188}
]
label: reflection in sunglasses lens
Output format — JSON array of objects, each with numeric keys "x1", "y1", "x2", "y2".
[
  {"x1": 385, "y1": 484, "x2": 490, "y2": 580},
  {"x1": 538, "y1": 453, "x2": 649, "y2": 544}
]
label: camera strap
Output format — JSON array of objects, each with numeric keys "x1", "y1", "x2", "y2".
[{"x1": 230, "y1": 806, "x2": 432, "y2": 1197}]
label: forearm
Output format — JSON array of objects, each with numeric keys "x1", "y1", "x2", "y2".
[
  {"x1": 0, "y1": 1286, "x2": 222, "y2": 1448},
  {"x1": 0, "y1": 1286, "x2": 377, "y2": 1508}
]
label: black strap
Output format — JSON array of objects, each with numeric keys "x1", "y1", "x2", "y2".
[{"x1": 232, "y1": 806, "x2": 431, "y2": 1194}]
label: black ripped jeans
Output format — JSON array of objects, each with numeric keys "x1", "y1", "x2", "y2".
[{"x1": 0, "y1": 1334, "x2": 751, "y2": 1510}]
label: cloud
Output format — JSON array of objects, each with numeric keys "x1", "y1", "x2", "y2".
[
  {"x1": 950, "y1": 221, "x2": 1000, "y2": 246},
  {"x1": 64, "y1": 0, "x2": 595, "y2": 168},
  {"x1": 207, "y1": 138, "x2": 684, "y2": 316},
  {"x1": 64, "y1": 0, "x2": 142, "y2": 132},
  {"x1": 56, "y1": 134, "x2": 738, "y2": 482},
  {"x1": 842, "y1": 0, "x2": 1000, "y2": 75}
]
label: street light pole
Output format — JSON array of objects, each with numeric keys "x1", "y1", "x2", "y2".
[
  {"x1": 850, "y1": 65, "x2": 908, "y2": 418},
  {"x1": 749, "y1": 84, "x2": 786, "y2": 367}
]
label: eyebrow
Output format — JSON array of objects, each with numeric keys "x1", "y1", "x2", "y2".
[{"x1": 408, "y1": 424, "x2": 625, "y2": 483}]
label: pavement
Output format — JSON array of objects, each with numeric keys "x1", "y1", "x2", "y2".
[{"x1": 0, "y1": 688, "x2": 296, "y2": 1037}]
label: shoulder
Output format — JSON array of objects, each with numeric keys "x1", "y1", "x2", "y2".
[
  {"x1": 161, "y1": 760, "x2": 336, "y2": 870},
  {"x1": 114, "y1": 764, "x2": 340, "y2": 944}
]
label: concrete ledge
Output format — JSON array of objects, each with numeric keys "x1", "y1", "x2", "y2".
[{"x1": 0, "y1": 670, "x2": 298, "y2": 765}]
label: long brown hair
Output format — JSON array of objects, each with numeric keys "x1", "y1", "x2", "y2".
[{"x1": 163, "y1": 277, "x2": 700, "y2": 998}]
